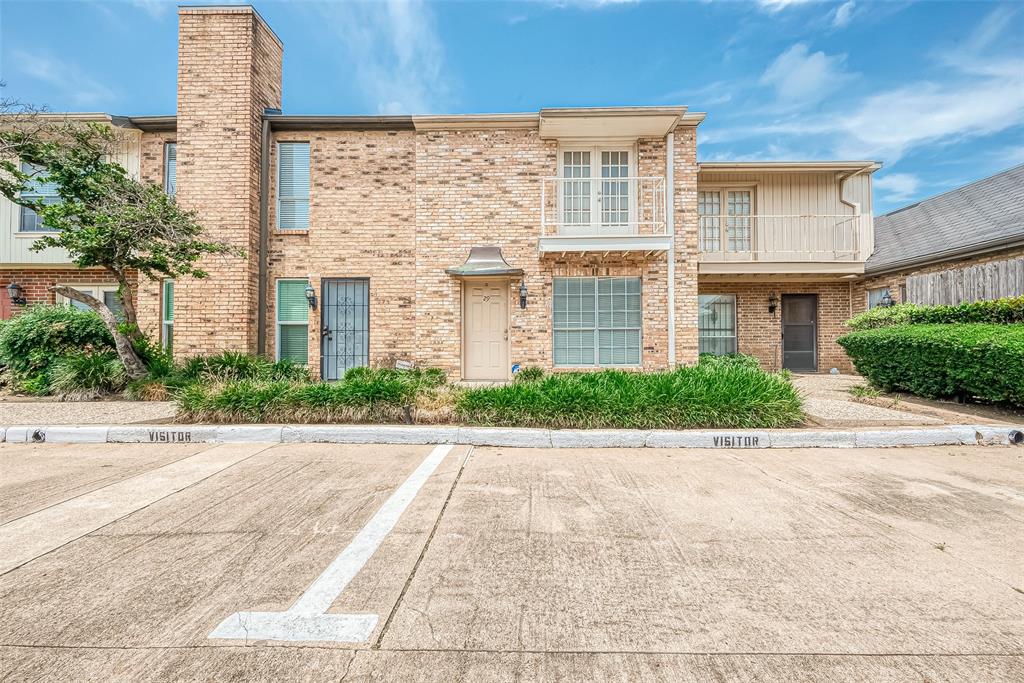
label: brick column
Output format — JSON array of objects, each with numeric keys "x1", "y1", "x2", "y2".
[
  {"x1": 673, "y1": 126, "x2": 700, "y2": 366},
  {"x1": 174, "y1": 6, "x2": 282, "y2": 357}
]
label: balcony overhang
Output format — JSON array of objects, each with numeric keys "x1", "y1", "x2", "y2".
[
  {"x1": 539, "y1": 234, "x2": 672, "y2": 254},
  {"x1": 698, "y1": 261, "x2": 865, "y2": 276},
  {"x1": 539, "y1": 107, "x2": 686, "y2": 140}
]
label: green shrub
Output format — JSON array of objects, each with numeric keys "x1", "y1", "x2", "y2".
[
  {"x1": 0, "y1": 305, "x2": 114, "y2": 389},
  {"x1": 456, "y1": 364, "x2": 803, "y2": 429},
  {"x1": 178, "y1": 351, "x2": 310, "y2": 383},
  {"x1": 846, "y1": 296, "x2": 1024, "y2": 331},
  {"x1": 837, "y1": 324, "x2": 1024, "y2": 406},
  {"x1": 698, "y1": 352, "x2": 762, "y2": 370},
  {"x1": 49, "y1": 351, "x2": 128, "y2": 399},
  {"x1": 175, "y1": 365, "x2": 446, "y2": 423},
  {"x1": 513, "y1": 366, "x2": 545, "y2": 383}
]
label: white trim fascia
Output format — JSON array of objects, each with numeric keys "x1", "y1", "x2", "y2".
[{"x1": 539, "y1": 235, "x2": 673, "y2": 253}]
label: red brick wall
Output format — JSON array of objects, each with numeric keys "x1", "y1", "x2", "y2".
[
  {"x1": 698, "y1": 279, "x2": 855, "y2": 373},
  {"x1": 0, "y1": 267, "x2": 129, "y2": 319}
]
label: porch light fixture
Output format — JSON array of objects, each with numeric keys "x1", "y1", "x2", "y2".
[
  {"x1": 880, "y1": 289, "x2": 895, "y2": 308},
  {"x1": 519, "y1": 281, "x2": 528, "y2": 309},
  {"x1": 304, "y1": 282, "x2": 317, "y2": 310},
  {"x1": 767, "y1": 294, "x2": 778, "y2": 315},
  {"x1": 6, "y1": 282, "x2": 26, "y2": 306}
]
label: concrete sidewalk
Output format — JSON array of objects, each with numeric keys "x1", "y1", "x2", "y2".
[{"x1": 1, "y1": 441, "x2": 1022, "y2": 680}]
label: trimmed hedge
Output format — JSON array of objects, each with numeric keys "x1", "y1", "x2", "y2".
[
  {"x1": 846, "y1": 295, "x2": 1024, "y2": 331},
  {"x1": 837, "y1": 324, "x2": 1024, "y2": 406}
]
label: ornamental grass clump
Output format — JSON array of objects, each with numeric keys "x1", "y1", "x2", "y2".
[
  {"x1": 456, "y1": 358, "x2": 802, "y2": 429},
  {"x1": 175, "y1": 366, "x2": 451, "y2": 424}
]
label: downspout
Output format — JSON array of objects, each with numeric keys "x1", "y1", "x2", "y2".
[
  {"x1": 837, "y1": 163, "x2": 875, "y2": 261},
  {"x1": 256, "y1": 116, "x2": 271, "y2": 357},
  {"x1": 666, "y1": 131, "x2": 676, "y2": 368}
]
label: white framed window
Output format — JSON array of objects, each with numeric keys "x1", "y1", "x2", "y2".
[
  {"x1": 698, "y1": 188, "x2": 754, "y2": 253},
  {"x1": 162, "y1": 280, "x2": 174, "y2": 351},
  {"x1": 164, "y1": 143, "x2": 177, "y2": 196},
  {"x1": 558, "y1": 146, "x2": 635, "y2": 234},
  {"x1": 698, "y1": 294, "x2": 737, "y2": 355},
  {"x1": 276, "y1": 279, "x2": 309, "y2": 364},
  {"x1": 553, "y1": 276, "x2": 641, "y2": 367},
  {"x1": 18, "y1": 162, "x2": 61, "y2": 233},
  {"x1": 867, "y1": 287, "x2": 890, "y2": 310},
  {"x1": 276, "y1": 142, "x2": 310, "y2": 230},
  {"x1": 57, "y1": 284, "x2": 125, "y2": 322}
]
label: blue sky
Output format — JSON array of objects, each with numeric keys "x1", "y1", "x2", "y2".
[{"x1": 1, "y1": 0, "x2": 1022, "y2": 213}]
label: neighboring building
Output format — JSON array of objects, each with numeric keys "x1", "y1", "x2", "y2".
[
  {"x1": 854, "y1": 164, "x2": 1024, "y2": 312},
  {"x1": 1, "y1": 5, "x2": 882, "y2": 376}
]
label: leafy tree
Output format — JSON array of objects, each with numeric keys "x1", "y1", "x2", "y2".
[{"x1": 0, "y1": 110, "x2": 237, "y2": 379}]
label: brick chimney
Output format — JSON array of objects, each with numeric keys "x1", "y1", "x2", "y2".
[{"x1": 173, "y1": 6, "x2": 282, "y2": 356}]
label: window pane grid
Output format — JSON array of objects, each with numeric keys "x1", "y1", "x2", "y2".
[
  {"x1": 698, "y1": 191, "x2": 721, "y2": 251},
  {"x1": 554, "y1": 277, "x2": 641, "y2": 367},
  {"x1": 561, "y1": 151, "x2": 591, "y2": 225},
  {"x1": 600, "y1": 151, "x2": 630, "y2": 228},
  {"x1": 727, "y1": 191, "x2": 751, "y2": 252},
  {"x1": 19, "y1": 162, "x2": 61, "y2": 232}
]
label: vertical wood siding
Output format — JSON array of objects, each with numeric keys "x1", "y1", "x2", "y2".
[{"x1": 906, "y1": 257, "x2": 1024, "y2": 305}]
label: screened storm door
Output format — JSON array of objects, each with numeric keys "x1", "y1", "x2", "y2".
[
  {"x1": 321, "y1": 278, "x2": 370, "y2": 380},
  {"x1": 559, "y1": 147, "x2": 634, "y2": 235},
  {"x1": 781, "y1": 294, "x2": 817, "y2": 372}
]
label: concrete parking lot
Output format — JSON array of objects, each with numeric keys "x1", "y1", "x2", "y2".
[{"x1": 1, "y1": 441, "x2": 1022, "y2": 681}]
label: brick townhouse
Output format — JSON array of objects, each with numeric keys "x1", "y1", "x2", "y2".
[{"x1": 1, "y1": 5, "x2": 886, "y2": 379}]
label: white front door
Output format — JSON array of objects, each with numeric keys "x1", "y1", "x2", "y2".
[{"x1": 463, "y1": 280, "x2": 508, "y2": 381}]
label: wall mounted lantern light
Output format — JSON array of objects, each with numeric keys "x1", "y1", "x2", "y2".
[
  {"x1": 6, "y1": 282, "x2": 26, "y2": 306},
  {"x1": 880, "y1": 289, "x2": 895, "y2": 308},
  {"x1": 767, "y1": 294, "x2": 778, "y2": 315},
  {"x1": 304, "y1": 282, "x2": 317, "y2": 310},
  {"x1": 518, "y1": 281, "x2": 528, "y2": 309}
]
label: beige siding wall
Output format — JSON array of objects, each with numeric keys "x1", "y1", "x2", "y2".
[
  {"x1": 0, "y1": 129, "x2": 142, "y2": 266},
  {"x1": 697, "y1": 170, "x2": 873, "y2": 259}
]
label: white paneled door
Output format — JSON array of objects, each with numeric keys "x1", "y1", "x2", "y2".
[{"x1": 463, "y1": 279, "x2": 508, "y2": 380}]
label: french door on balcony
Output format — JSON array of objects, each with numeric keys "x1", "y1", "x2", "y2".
[
  {"x1": 698, "y1": 188, "x2": 753, "y2": 255},
  {"x1": 559, "y1": 148, "x2": 634, "y2": 236}
]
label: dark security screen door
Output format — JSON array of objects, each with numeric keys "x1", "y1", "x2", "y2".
[
  {"x1": 321, "y1": 278, "x2": 369, "y2": 380},
  {"x1": 782, "y1": 294, "x2": 817, "y2": 372}
]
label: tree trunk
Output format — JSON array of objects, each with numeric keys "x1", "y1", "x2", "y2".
[
  {"x1": 51, "y1": 285, "x2": 148, "y2": 380},
  {"x1": 107, "y1": 267, "x2": 139, "y2": 332}
]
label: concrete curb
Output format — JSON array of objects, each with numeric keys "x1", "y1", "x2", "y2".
[{"x1": 2, "y1": 423, "x2": 1022, "y2": 449}]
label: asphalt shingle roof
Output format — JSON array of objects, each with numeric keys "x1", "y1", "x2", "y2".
[{"x1": 866, "y1": 163, "x2": 1024, "y2": 274}]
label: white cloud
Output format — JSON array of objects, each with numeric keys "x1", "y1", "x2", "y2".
[
  {"x1": 11, "y1": 50, "x2": 116, "y2": 108},
  {"x1": 757, "y1": 0, "x2": 816, "y2": 13},
  {"x1": 759, "y1": 43, "x2": 851, "y2": 106},
  {"x1": 129, "y1": 0, "x2": 174, "y2": 19},
  {"x1": 708, "y1": 7, "x2": 1024, "y2": 164},
  {"x1": 831, "y1": 1, "x2": 855, "y2": 28},
  {"x1": 874, "y1": 173, "x2": 921, "y2": 201},
  {"x1": 314, "y1": 0, "x2": 452, "y2": 115}
]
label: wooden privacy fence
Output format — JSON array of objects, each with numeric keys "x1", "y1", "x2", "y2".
[{"x1": 906, "y1": 257, "x2": 1024, "y2": 305}]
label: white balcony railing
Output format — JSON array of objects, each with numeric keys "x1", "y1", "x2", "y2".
[
  {"x1": 698, "y1": 214, "x2": 865, "y2": 262},
  {"x1": 541, "y1": 176, "x2": 666, "y2": 238}
]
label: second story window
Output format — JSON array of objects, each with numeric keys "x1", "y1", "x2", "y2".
[
  {"x1": 698, "y1": 189, "x2": 753, "y2": 253},
  {"x1": 164, "y1": 143, "x2": 176, "y2": 196},
  {"x1": 558, "y1": 148, "x2": 633, "y2": 232},
  {"x1": 19, "y1": 162, "x2": 61, "y2": 233},
  {"x1": 277, "y1": 141, "x2": 310, "y2": 230}
]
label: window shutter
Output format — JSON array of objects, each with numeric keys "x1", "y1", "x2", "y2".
[
  {"x1": 165, "y1": 144, "x2": 177, "y2": 195},
  {"x1": 163, "y1": 281, "x2": 174, "y2": 322},
  {"x1": 277, "y1": 142, "x2": 310, "y2": 229}
]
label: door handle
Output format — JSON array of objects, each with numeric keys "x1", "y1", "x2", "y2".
[{"x1": 321, "y1": 325, "x2": 333, "y2": 341}]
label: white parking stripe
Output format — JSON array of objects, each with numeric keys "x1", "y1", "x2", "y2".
[{"x1": 209, "y1": 443, "x2": 454, "y2": 643}]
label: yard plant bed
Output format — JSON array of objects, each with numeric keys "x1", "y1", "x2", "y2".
[{"x1": 174, "y1": 357, "x2": 804, "y2": 430}]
